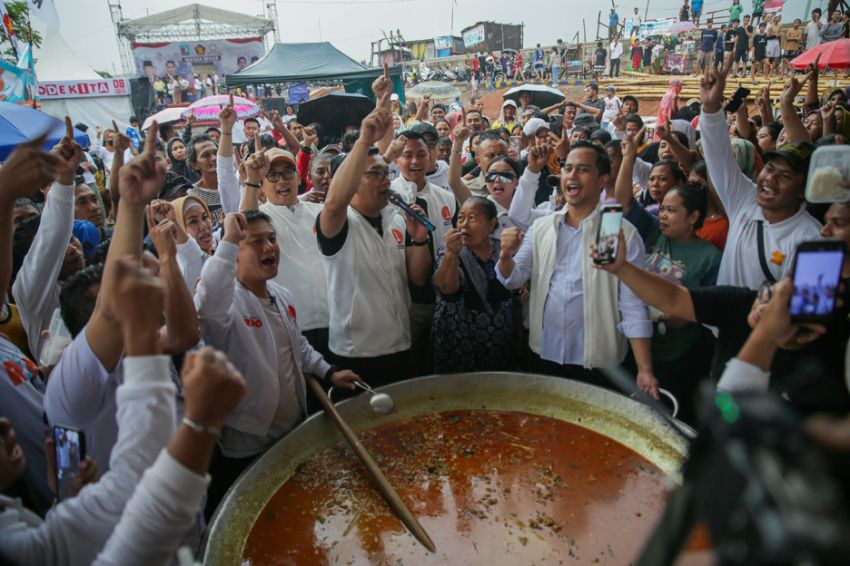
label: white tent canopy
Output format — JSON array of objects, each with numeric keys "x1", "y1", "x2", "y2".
[{"x1": 35, "y1": 33, "x2": 134, "y2": 134}]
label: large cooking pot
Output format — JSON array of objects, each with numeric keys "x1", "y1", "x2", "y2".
[{"x1": 202, "y1": 372, "x2": 692, "y2": 564}]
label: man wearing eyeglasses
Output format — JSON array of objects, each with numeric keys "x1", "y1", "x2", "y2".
[
  {"x1": 237, "y1": 144, "x2": 332, "y2": 357},
  {"x1": 316, "y1": 107, "x2": 433, "y2": 387}
]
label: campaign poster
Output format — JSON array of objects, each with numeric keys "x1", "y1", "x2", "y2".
[
  {"x1": 132, "y1": 38, "x2": 265, "y2": 80},
  {"x1": 764, "y1": 0, "x2": 785, "y2": 18},
  {"x1": 463, "y1": 25, "x2": 485, "y2": 48},
  {"x1": 0, "y1": 59, "x2": 35, "y2": 102}
]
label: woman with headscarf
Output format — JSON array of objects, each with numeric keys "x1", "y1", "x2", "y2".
[
  {"x1": 158, "y1": 195, "x2": 216, "y2": 290},
  {"x1": 431, "y1": 197, "x2": 515, "y2": 372},
  {"x1": 166, "y1": 137, "x2": 199, "y2": 184},
  {"x1": 657, "y1": 79, "x2": 683, "y2": 129}
]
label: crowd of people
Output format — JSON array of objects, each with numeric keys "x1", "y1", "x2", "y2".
[{"x1": 1, "y1": 17, "x2": 850, "y2": 562}]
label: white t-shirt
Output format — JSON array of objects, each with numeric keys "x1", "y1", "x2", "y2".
[
  {"x1": 609, "y1": 41, "x2": 623, "y2": 60},
  {"x1": 219, "y1": 297, "x2": 303, "y2": 458},
  {"x1": 805, "y1": 20, "x2": 824, "y2": 50},
  {"x1": 602, "y1": 96, "x2": 622, "y2": 123}
]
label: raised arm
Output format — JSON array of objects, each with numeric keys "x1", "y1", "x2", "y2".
[
  {"x1": 148, "y1": 217, "x2": 200, "y2": 354},
  {"x1": 92, "y1": 347, "x2": 246, "y2": 566},
  {"x1": 216, "y1": 95, "x2": 242, "y2": 214},
  {"x1": 655, "y1": 121, "x2": 698, "y2": 170},
  {"x1": 508, "y1": 144, "x2": 550, "y2": 231},
  {"x1": 11, "y1": 118, "x2": 81, "y2": 359},
  {"x1": 271, "y1": 111, "x2": 302, "y2": 154},
  {"x1": 756, "y1": 84, "x2": 775, "y2": 126},
  {"x1": 193, "y1": 213, "x2": 245, "y2": 340},
  {"x1": 321, "y1": 101, "x2": 392, "y2": 238},
  {"x1": 779, "y1": 73, "x2": 813, "y2": 143},
  {"x1": 109, "y1": 120, "x2": 132, "y2": 215},
  {"x1": 805, "y1": 55, "x2": 821, "y2": 110},
  {"x1": 0, "y1": 135, "x2": 60, "y2": 296},
  {"x1": 239, "y1": 134, "x2": 269, "y2": 212},
  {"x1": 615, "y1": 127, "x2": 644, "y2": 215},
  {"x1": 447, "y1": 119, "x2": 473, "y2": 205},
  {"x1": 372, "y1": 63, "x2": 395, "y2": 155},
  {"x1": 698, "y1": 52, "x2": 757, "y2": 214},
  {"x1": 86, "y1": 122, "x2": 165, "y2": 372}
]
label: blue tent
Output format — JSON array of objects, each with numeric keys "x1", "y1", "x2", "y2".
[{"x1": 0, "y1": 102, "x2": 90, "y2": 161}]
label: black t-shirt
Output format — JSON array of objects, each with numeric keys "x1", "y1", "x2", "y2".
[
  {"x1": 752, "y1": 34, "x2": 768, "y2": 59},
  {"x1": 736, "y1": 25, "x2": 752, "y2": 50},
  {"x1": 691, "y1": 285, "x2": 850, "y2": 417},
  {"x1": 594, "y1": 47, "x2": 607, "y2": 66},
  {"x1": 724, "y1": 29, "x2": 737, "y2": 51}
]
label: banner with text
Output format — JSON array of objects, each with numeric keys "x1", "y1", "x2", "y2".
[
  {"x1": 463, "y1": 25, "x2": 485, "y2": 48},
  {"x1": 131, "y1": 38, "x2": 265, "y2": 80},
  {"x1": 37, "y1": 78, "x2": 131, "y2": 100}
]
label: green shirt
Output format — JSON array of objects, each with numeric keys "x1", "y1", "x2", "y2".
[
  {"x1": 729, "y1": 3, "x2": 743, "y2": 21},
  {"x1": 626, "y1": 203, "x2": 722, "y2": 361}
]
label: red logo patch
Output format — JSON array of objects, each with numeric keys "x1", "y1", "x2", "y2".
[
  {"x1": 244, "y1": 317, "x2": 263, "y2": 328},
  {"x1": 312, "y1": 224, "x2": 317, "y2": 234},
  {"x1": 287, "y1": 305, "x2": 297, "y2": 320},
  {"x1": 391, "y1": 228, "x2": 404, "y2": 245},
  {"x1": 441, "y1": 205, "x2": 451, "y2": 221}
]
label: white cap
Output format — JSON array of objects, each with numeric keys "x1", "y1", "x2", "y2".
[
  {"x1": 390, "y1": 93, "x2": 399, "y2": 101},
  {"x1": 522, "y1": 117, "x2": 550, "y2": 137},
  {"x1": 502, "y1": 99, "x2": 517, "y2": 108}
]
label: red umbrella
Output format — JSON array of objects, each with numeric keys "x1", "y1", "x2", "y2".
[{"x1": 789, "y1": 39, "x2": 850, "y2": 70}]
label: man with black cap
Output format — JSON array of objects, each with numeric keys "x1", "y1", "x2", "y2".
[{"x1": 699, "y1": 54, "x2": 821, "y2": 290}]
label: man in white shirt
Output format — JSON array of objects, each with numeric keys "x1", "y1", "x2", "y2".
[
  {"x1": 609, "y1": 35, "x2": 624, "y2": 78},
  {"x1": 496, "y1": 141, "x2": 659, "y2": 398},
  {"x1": 601, "y1": 85, "x2": 622, "y2": 130},
  {"x1": 804, "y1": 8, "x2": 825, "y2": 51},
  {"x1": 699, "y1": 55, "x2": 821, "y2": 290},
  {"x1": 1, "y1": 259, "x2": 184, "y2": 566},
  {"x1": 235, "y1": 143, "x2": 331, "y2": 357},
  {"x1": 316, "y1": 106, "x2": 433, "y2": 387},
  {"x1": 194, "y1": 210, "x2": 360, "y2": 515}
]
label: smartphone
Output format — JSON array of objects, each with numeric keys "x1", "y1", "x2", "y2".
[
  {"x1": 53, "y1": 425, "x2": 85, "y2": 501},
  {"x1": 724, "y1": 87, "x2": 752, "y2": 113},
  {"x1": 789, "y1": 241, "x2": 845, "y2": 323},
  {"x1": 594, "y1": 204, "x2": 624, "y2": 265}
]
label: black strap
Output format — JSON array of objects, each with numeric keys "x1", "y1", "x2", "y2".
[{"x1": 756, "y1": 220, "x2": 777, "y2": 284}]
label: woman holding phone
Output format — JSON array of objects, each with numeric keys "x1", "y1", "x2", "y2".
[{"x1": 614, "y1": 127, "x2": 721, "y2": 421}]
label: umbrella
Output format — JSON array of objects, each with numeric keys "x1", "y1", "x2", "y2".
[
  {"x1": 142, "y1": 106, "x2": 185, "y2": 130},
  {"x1": 181, "y1": 94, "x2": 260, "y2": 120},
  {"x1": 664, "y1": 21, "x2": 697, "y2": 35},
  {"x1": 789, "y1": 39, "x2": 850, "y2": 70},
  {"x1": 0, "y1": 102, "x2": 90, "y2": 161},
  {"x1": 503, "y1": 84, "x2": 565, "y2": 109},
  {"x1": 297, "y1": 92, "x2": 374, "y2": 140},
  {"x1": 406, "y1": 81, "x2": 461, "y2": 100}
]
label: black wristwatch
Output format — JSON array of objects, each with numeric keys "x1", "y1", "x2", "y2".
[{"x1": 323, "y1": 365, "x2": 337, "y2": 384}]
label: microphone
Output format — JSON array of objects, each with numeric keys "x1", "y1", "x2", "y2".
[{"x1": 388, "y1": 191, "x2": 435, "y2": 232}]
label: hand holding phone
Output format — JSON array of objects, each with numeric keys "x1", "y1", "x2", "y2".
[
  {"x1": 724, "y1": 87, "x2": 751, "y2": 114},
  {"x1": 789, "y1": 241, "x2": 845, "y2": 324},
  {"x1": 593, "y1": 204, "x2": 624, "y2": 265},
  {"x1": 52, "y1": 425, "x2": 86, "y2": 501}
]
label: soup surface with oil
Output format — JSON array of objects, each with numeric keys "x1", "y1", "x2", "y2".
[{"x1": 243, "y1": 410, "x2": 669, "y2": 565}]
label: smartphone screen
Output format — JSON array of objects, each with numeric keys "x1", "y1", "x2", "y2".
[
  {"x1": 53, "y1": 425, "x2": 85, "y2": 500},
  {"x1": 595, "y1": 205, "x2": 624, "y2": 265},
  {"x1": 724, "y1": 87, "x2": 751, "y2": 113},
  {"x1": 789, "y1": 243, "x2": 845, "y2": 323}
]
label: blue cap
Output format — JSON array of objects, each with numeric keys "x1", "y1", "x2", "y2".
[{"x1": 72, "y1": 220, "x2": 101, "y2": 257}]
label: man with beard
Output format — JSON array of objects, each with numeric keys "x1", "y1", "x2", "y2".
[
  {"x1": 497, "y1": 141, "x2": 658, "y2": 398},
  {"x1": 699, "y1": 54, "x2": 821, "y2": 289}
]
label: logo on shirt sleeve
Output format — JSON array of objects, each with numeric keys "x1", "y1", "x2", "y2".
[
  {"x1": 391, "y1": 228, "x2": 404, "y2": 245},
  {"x1": 287, "y1": 304, "x2": 297, "y2": 321},
  {"x1": 441, "y1": 205, "x2": 452, "y2": 221}
]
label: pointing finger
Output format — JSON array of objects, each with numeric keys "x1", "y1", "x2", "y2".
[
  {"x1": 229, "y1": 92, "x2": 235, "y2": 108},
  {"x1": 254, "y1": 131, "x2": 261, "y2": 154},
  {"x1": 383, "y1": 61, "x2": 389, "y2": 79},
  {"x1": 64, "y1": 116, "x2": 73, "y2": 140},
  {"x1": 112, "y1": 120, "x2": 120, "y2": 135},
  {"x1": 145, "y1": 120, "x2": 158, "y2": 154}
]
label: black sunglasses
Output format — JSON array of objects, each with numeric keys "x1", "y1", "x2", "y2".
[{"x1": 485, "y1": 171, "x2": 517, "y2": 183}]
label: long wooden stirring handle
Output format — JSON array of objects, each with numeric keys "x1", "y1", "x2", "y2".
[{"x1": 305, "y1": 375, "x2": 437, "y2": 552}]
